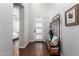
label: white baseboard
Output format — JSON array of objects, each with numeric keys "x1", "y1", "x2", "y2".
[
  {"x1": 33, "y1": 39, "x2": 45, "y2": 42},
  {"x1": 19, "y1": 40, "x2": 29, "y2": 48},
  {"x1": 19, "y1": 39, "x2": 45, "y2": 48},
  {"x1": 29, "y1": 39, "x2": 34, "y2": 42}
]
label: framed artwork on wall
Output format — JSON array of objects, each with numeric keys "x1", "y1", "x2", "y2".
[{"x1": 65, "y1": 4, "x2": 79, "y2": 26}]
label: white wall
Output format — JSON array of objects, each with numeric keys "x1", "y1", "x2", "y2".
[
  {"x1": 19, "y1": 3, "x2": 30, "y2": 48},
  {"x1": 0, "y1": 4, "x2": 13, "y2": 55},
  {"x1": 24, "y1": 3, "x2": 30, "y2": 48},
  {"x1": 49, "y1": 3, "x2": 79, "y2": 56},
  {"x1": 29, "y1": 3, "x2": 50, "y2": 41}
]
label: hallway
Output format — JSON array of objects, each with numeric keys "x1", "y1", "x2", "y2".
[
  {"x1": 0, "y1": 3, "x2": 79, "y2": 56},
  {"x1": 19, "y1": 42, "x2": 50, "y2": 56}
]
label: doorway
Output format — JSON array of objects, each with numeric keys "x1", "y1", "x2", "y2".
[{"x1": 13, "y1": 3, "x2": 24, "y2": 56}]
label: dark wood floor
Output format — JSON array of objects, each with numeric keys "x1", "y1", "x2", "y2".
[{"x1": 19, "y1": 41, "x2": 50, "y2": 56}]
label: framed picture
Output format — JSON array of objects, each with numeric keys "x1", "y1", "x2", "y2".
[{"x1": 65, "y1": 4, "x2": 79, "y2": 26}]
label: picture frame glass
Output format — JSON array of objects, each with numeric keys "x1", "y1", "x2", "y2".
[{"x1": 66, "y1": 8, "x2": 75, "y2": 24}]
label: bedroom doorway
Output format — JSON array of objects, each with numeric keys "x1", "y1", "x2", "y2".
[
  {"x1": 13, "y1": 3, "x2": 24, "y2": 56},
  {"x1": 13, "y1": 3, "x2": 20, "y2": 56}
]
